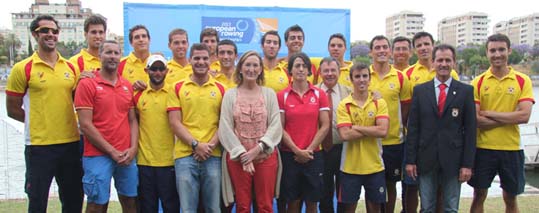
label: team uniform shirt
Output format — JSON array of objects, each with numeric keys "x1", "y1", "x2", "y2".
[
  {"x1": 369, "y1": 65, "x2": 412, "y2": 145},
  {"x1": 210, "y1": 60, "x2": 221, "y2": 73},
  {"x1": 277, "y1": 83, "x2": 330, "y2": 152},
  {"x1": 166, "y1": 76, "x2": 225, "y2": 159},
  {"x1": 214, "y1": 73, "x2": 237, "y2": 89},
  {"x1": 134, "y1": 85, "x2": 175, "y2": 167},
  {"x1": 405, "y1": 62, "x2": 460, "y2": 88},
  {"x1": 264, "y1": 64, "x2": 290, "y2": 93},
  {"x1": 166, "y1": 60, "x2": 191, "y2": 86},
  {"x1": 336, "y1": 94, "x2": 389, "y2": 175},
  {"x1": 118, "y1": 52, "x2": 149, "y2": 84},
  {"x1": 6, "y1": 52, "x2": 79, "y2": 145},
  {"x1": 472, "y1": 67, "x2": 535, "y2": 151},
  {"x1": 74, "y1": 71, "x2": 134, "y2": 156},
  {"x1": 337, "y1": 61, "x2": 354, "y2": 87},
  {"x1": 69, "y1": 49, "x2": 101, "y2": 72}
]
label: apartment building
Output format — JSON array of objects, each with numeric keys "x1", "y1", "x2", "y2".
[
  {"x1": 494, "y1": 13, "x2": 539, "y2": 46},
  {"x1": 438, "y1": 12, "x2": 489, "y2": 47},
  {"x1": 386, "y1": 11, "x2": 425, "y2": 39}
]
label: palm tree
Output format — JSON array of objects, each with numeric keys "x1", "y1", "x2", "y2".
[{"x1": 5, "y1": 33, "x2": 22, "y2": 66}]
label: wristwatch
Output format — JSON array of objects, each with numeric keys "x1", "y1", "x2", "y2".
[{"x1": 191, "y1": 139, "x2": 199, "y2": 150}]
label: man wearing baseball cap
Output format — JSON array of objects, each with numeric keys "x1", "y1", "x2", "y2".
[{"x1": 134, "y1": 54, "x2": 180, "y2": 212}]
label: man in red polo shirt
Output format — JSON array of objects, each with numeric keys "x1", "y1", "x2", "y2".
[{"x1": 75, "y1": 40, "x2": 139, "y2": 213}]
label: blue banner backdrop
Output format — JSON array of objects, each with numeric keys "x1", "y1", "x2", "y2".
[{"x1": 123, "y1": 2, "x2": 350, "y2": 60}]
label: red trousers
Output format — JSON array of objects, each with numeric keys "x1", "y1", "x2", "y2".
[{"x1": 227, "y1": 152, "x2": 278, "y2": 213}]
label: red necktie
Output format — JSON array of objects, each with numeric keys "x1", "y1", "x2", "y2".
[
  {"x1": 322, "y1": 88, "x2": 334, "y2": 151},
  {"x1": 438, "y1": 83, "x2": 447, "y2": 117}
]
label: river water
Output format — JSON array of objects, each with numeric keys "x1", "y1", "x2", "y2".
[{"x1": 1, "y1": 88, "x2": 539, "y2": 200}]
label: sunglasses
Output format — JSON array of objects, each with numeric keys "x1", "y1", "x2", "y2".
[
  {"x1": 35, "y1": 27, "x2": 59, "y2": 35},
  {"x1": 149, "y1": 66, "x2": 166, "y2": 72}
]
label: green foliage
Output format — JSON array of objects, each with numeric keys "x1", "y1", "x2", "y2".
[
  {"x1": 508, "y1": 50, "x2": 524, "y2": 64},
  {"x1": 352, "y1": 56, "x2": 371, "y2": 66},
  {"x1": 531, "y1": 61, "x2": 539, "y2": 74},
  {"x1": 56, "y1": 41, "x2": 85, "y2": 59},
  {"x1": 408, "y1": 54, "x2": 418, "y2": 65}
]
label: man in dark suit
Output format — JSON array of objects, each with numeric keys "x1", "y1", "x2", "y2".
[{"x1": 405, "y1": 44, "x2": 476, "y2": 213}]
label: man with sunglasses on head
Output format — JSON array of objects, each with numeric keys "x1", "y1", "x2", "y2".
[
  {"x1": 6, "y1": 15, "x2": 83, "y2": 212},
  {"x1": 134, "y1": 54, "x2": 180, "y2": 212}
]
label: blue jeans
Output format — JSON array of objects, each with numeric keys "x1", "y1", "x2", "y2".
[
  {"x1": 174, "y1": 156, "x2": 221, "y2": 213},
  {"x1": 418, "y1": 169, "x2": 461, "y2": 213}
]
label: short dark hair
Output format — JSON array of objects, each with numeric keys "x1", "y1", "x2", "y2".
[
  {"x1": 98, "y1": 40, "x2": 120, "y2": 54},
  {"x1": 84, "y1": 14, "x2": 107, "y2": 33},
  {"x1": 369, "y1": 35, "x2": 390, "y2": 50},
  {"x1": 128, "y1": 25, "x2": 150, "y2": 43},
  {"x1": 287, "y1": 52, "x2": 312, "y2": 76},
  {"x1": 392, "y1": 36, "x2": 412, "y2": 50},
  {"x1": 200, "y1": 28, "x2": 219, "y2": 43},
  {"x1": 261, "y1": 30, "x2": 281, "y2": 47},
  {"x1": 486, "y1": 33, "x2": 511, "y2": 49},
  {"x1": 284, "y1": 24, "x2": 304, "y2": 42},
  {"x1": 432, "y1": 44, "x2": 456, "y2": 61},
  {"x1": 217, "y1": 39, "x2": 237, "y2": 55},
  {"x1": 168, "y1": 28, "x2": 188, "y2": 44},
  {"x1": 319, "y1": 57, "x2": 340, "y2": 70},
  {"x1": 349, "y1": 63, "x2": 370, "y2": 81},
  {"x1": 189, "y1": 43, "x2": 210, "y2": 58},
  {"x1": 30, "y1": 15, "x2": 59, "y2": 32},
  {"x1": 412, "y1": 32, "x2": 434, "y2": 48},
  {"x1": 328, "y1": 33, "x2": 346, "y2": 47}
]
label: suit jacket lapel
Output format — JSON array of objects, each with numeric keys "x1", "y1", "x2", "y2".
[{"x1": 426, "y1": 80, "x2": 438, "y2": 114}]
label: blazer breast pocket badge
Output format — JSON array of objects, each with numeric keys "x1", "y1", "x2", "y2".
[{"x1": 451, "y1": 108, "x2": 459, "y2": 117}]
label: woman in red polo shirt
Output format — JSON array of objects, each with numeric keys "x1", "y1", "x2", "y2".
[{"x1": 277, "y1": 52, "x2": 330, "y2": 213}]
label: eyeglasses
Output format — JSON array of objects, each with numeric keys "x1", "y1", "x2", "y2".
[
  {"x1": 35, "y1": 27, "x2": 59, "y2": 35},
  {"x1": 149, "y1": 66, "x2": 166, "y2": 72}
]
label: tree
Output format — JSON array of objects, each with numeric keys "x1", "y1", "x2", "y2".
[
  {"x1": 27, "y1": 38, "x2": 34, "y2": 55},
  {"x1": 1, "y1": 33, "x2": 22, "y2": 66},
  {"x1": 350, "y1": 42, "x2": 369, "y2": 58},
  {"x1": 508, "y1": 50, "x2": 524, "y2": 64},
  {"x1": 56, "y1": 41, "x2": 85, "y2": 58},
  {"x1": 353, "y1": 56, "x2": 371, "y2": 66}
]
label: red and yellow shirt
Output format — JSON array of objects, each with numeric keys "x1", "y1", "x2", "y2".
[
  {"x1": 472, "y1": 67, "x2": 535, "y2": 150},
  {"x1": 69, "y1": 49, "x2": 100, "y2": 72},
  {"x1": 337, "y1": 94, "x2": 389, "y2": 175},
  {"x1": 369, "y1": 65, "x2": 412, "y2": 145},
  {"x1": 405, "y1": 62, "x2": 459, "y2": 88},
  {"x1": 264, "y1": 64, "x2": 290, "y2": 93},
  {"x1": 134, "y1": 85, "x2": 175, "y2": 166},
  {"x1": 166, "y1": 60, "x2": 191, "y2": 86},
  {"x1": 166, "y1": 76, "x2": 225, "y2": 159},
  {"x1": 6, "y1": 52, "x2": 79, "y2": 145},
  {"x1": 118, "y1": 52, "x2": 149, "y2": 84}
]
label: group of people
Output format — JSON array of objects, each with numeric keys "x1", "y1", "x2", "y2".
[{"x1": 5, "y1": 13, "x2": 534, "y2": 213}]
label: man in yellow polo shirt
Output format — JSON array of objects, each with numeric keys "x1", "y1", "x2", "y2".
[
  {"x1": 406, "y1": 32, "x2": 459, "y2": 87},
  {"x1": 279, "y1": 25, "x2": 320, "y2": 84},
  {"x1": 166, "y1": 28, "x2": 191, "y2": 85},
  {"x1": 368, "y1": 35, "x2": 412, "y2": 213},
  {"x1": 468, "y1": 34, "x2": 534, "y2": 213},
  {"x1": 6, "y1": 15, "x2": 82, "y2": 212},
  {"x1": 135, "y1": 54, "x2": 180, "y2": 212},
  {"x1": 328, "y1": 33, "x2": 353, "y2": 87},
  {"x1": 167, "y1": 43, "x2": 225, "y2": 212},
  {"x1": 119, "y1": 25, "x2": 151, "y2": 85},
  {"x1": 214, "y1": 39, "x2": 237, "y2": 88},
  {"x1": 69, "y1": 14, "x2": 106, "y2": 72},
  {"x1": 200, "y1": 28, "x2": 221, "y2": 74},
  {"x1": 261, "y1": 30, "x2": 289, "y2": 92},
  {"x1": 336, "y1": 63, "x2": 389, "y2": 213}
]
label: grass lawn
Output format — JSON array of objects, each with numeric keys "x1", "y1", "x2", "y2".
[{"x1": 1, "y1": 195, "x2": 538, "y2": 212}]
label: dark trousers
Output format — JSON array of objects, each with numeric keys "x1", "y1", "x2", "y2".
[
  {"x1": 25, "y1": 142, "x2": 83, "y2": 213},
  {"x1": 319, "y1": 144, "x2": 344, "y2": 213},
  {"x1": 138, "y1": 165, "x2": 180, "y2": 213}
]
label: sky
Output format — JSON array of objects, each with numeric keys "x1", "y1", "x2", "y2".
[{"x1": 0, "y1": 0, "x2": 537, "y2": 41}]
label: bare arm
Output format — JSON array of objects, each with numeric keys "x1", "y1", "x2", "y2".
[
  {"x1": 354, "y1": 118, "x2": 389, "y2": 138},
  {"x1": 338, "y1": 126, "x2": 364, "y2": 141},
  {"x1": 6, "y1": 95, "x2": 24, "y2": 122},
  {"x1": 306, "y1": 110, "x2": 330, "y2": 151},
  {"x1": 481, "y1": 101, "x2": 533, "y2": 125},
  {"x1": 400, "y1": 102, "x2": 410, "y2": 127},
  {"x1": 123, "y1": 108, "x2": 139, "y2": 165},
  {"x1": 476, "y1": 103, "x2": 503, "y2": 129},
  {"x1": 168, "y1": 110, "x2": 212, "y2": 160},
  {"x1": 78, "y1": 109, "x2": 125, "y2": 163}
]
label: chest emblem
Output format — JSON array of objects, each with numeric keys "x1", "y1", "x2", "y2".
[
  {"x1": 210, "y1": 91, "x2": 216, "y2": 97},
  {"x1": 507, "y1": 87, "x2": 515, "y2": 94},
  {"x1": 368, "y1": 111, "x2": 375, "y2": 118},
  {"x1": 64, "y1": 72, "x2": 70, "y2": 79},
  {"x1": 310, "y1": 97, "x2": 316, "y2": 103},
  {"x1": 389, "y1": 83, "x2": 395, "y2": 89}
]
